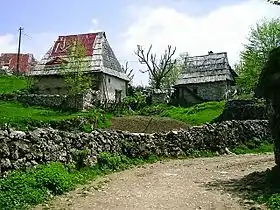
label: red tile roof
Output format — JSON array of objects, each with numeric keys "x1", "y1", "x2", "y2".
[
  {"x1": 0, "y1": 53, "x2": 36, "y2": 73},
  {"x1": 50, "y1": 33, "x2": 97, "y2": 57}
]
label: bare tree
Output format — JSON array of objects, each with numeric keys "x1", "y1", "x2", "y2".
[
  {"x1": 135, "y1": 45, "x2": 177, "y2": 89},
  {"x1": 122, "y1": 61, "x2": 134, "y2": 83}
]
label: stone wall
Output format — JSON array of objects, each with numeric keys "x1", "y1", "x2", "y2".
[
  {"x1": 187, "y1": 81, "x2": 229, "y2": 101},
  {"x1": 0, "y1": 90, "x2": 101, "y2": 110},
  {"x1": 0, "y1": 120, "x2": 271, "y2": 174},
  {"x1": 212, "y1": 99, "x2": 268, "y2": 123}
]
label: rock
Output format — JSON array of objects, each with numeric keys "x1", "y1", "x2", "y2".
[
  {"x1": 1, "y1": 158, "x2": 12, "y2": 169},
  {"x1": 9, "y1": 131, "x2": 26, "y2": 139}
]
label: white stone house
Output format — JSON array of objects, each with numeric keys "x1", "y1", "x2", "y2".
[{"x1": 29, "y1": 32, "x2": 130, "y2": 104}]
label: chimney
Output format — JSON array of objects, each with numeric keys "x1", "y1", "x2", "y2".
[{"x1": 208, "y1": 51, "x2": 213, "y2": 54}]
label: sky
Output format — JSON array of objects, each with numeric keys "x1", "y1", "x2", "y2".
[{"x1": 0, "y1": 0, "x2": 279, "y2": 85}]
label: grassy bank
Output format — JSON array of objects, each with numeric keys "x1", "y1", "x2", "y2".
[
  {"x1": 137, "y1": 101, "x2": 225, "y2": 125},
  {"x1": 0, "y1": 75, "x2": 28, "y2": 93},
  {"x1": 0, "y1": 142, "x2": 274, "y2": 210},
  {"x1": 0, "y1": 101, "x2": 111, "y2": 131}
]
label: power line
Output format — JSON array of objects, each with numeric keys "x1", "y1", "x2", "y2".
[{"x1": 23, "y1": 32, "x2": 32, "y2": 40}]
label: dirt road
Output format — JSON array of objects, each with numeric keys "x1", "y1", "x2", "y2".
[{"x1": 35, "y1": 154, "x2": 275, "y2": 210}]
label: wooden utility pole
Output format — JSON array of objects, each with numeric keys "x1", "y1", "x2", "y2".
[{"x1": 16, "y1": 27, "x2": 23, "y2": 74}]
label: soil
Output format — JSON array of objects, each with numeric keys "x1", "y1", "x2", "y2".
[
  {"x1": 109, "y1": 115, "x2": 189, "y2": 133},
  {"x1": 34, "y1": 153, "x2": 275, "y2": 210}
]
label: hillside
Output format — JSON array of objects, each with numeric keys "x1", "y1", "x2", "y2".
[{"x1": 0, "y1": 75, "x2": 28, "y2": 93}]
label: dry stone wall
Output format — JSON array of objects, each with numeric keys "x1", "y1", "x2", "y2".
[
  {"x1": 0, "y1": 90, "x2": 101, "y2": 110},
  {"x1": 0, "y1": 120, "x2": 271, "y2": 174},
  {"x1": 213, "y1": 99, "x2": 268, "y2": 123}
]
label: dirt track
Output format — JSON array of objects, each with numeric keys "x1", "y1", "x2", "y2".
[{"x1": 35, "y1": 154, "x2": 275, "y2": 210}]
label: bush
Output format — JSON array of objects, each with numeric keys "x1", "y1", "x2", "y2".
[{"x1": 124, "y1": 91, "x2": 147, "y2": 111}]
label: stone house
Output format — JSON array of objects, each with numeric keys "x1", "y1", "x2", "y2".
[
  {"x1": 29, "y1": 32, "x2": 130, "y2": 103},
  {"x1": 172, "y1": 51, "x2": 238, "y2": 106},
  {"x1": 0, "y1": 53, "x2": 37, "y2": 74}
]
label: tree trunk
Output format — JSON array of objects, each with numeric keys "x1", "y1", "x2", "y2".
[
  {"x1": 267, "y1": 99, "x2": 280, "y2": 167},
  {"x1": 271, "y1": 106, "x2": 280, "y2": 166}
]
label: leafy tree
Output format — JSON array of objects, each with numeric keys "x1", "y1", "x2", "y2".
[
  {"x1": 236, "y1": 18, "x2": 280, "y2": 94},
  {"x1": 267, "y1": 0, "x2": 280, "y2": 5},
  {"x1": 257, "y1": 46, "x2": 280, "y2": 167},
  {"x1": 135, "y1": 45, "x2": 177, "y2": 90},
  {"x1": 61, "y1": 40, "x2": 92, "y2": 109}
]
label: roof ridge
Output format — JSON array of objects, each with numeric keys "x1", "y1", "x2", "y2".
[
  {"x1": 188, "y1": 52, "x2": 227, "y2": 58},
  {"x1": 57, "y1": 31, "x2": 104, "y2": 37}
]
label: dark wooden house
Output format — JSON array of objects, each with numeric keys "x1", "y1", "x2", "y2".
[{"x1": 173, "y1": 51, "x2": 238, "y2": 106}]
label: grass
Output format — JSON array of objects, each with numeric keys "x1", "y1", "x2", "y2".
[
  {"x1": 0, "y1": 153, "x2": 159, "y2": 210},
  {"x1": 0, "y1": 142, "x2": 275, "y2": 210},
  {"x1": 138, "y1": 101, "x2": 225, "y2": 125},
  {"x1": 0, "y1": 101, "x2": 111, "y2": 131},
  {"x1": 231, "y1": 141, "x2": 274, "y2": 155},
  {"x1": 0, "y1": 75, "x2": 28, "y2": 93}
]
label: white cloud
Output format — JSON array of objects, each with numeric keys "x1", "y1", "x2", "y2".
[
  {"x1": 121, "y1": 0, "x2": 280, "y2": 85},
  {"x1": 0, "y1": 34, "x2": 17, "y2": 53},
  {"x1": 89, "y1": 18, "x2": 103, "y2": 33}
]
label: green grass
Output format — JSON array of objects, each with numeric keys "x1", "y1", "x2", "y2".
[
  {"x1": 0, "y1": 101, "x2": 111, "y2": 131},
  {"x1": 0, "y1": 153, "x2": 159, "y2": 210},
  {"x1": 0, "y1": 75, "x2": 28, "y2": 93},
  {"x1": 138, "y1": 101, "x2": 225, "y2": 125},
  {"x1": 231, "y1": 141, "x2": 273, "y2": 155}
]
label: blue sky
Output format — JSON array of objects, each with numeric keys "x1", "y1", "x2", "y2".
[{"x1": 0, "y1": 0, "x2": 279, "y2": 85}]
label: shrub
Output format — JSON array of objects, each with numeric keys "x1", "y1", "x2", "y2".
[
  {"x1": 124, "y1": 91, "x2": 147, "y2": 111},
  {"x1": 268, "y1": 194, "x2": 280, "y2": 210}
]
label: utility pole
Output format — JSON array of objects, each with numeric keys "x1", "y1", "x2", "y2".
[{"x1": 16, "y1": 27, "x2": 23, "y2": 75}]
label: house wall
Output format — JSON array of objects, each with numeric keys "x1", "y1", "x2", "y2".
[
  {"x1": 99, "y1": 74, "x2": 128, "y2": 102},
  {"x1": 175, "y1": 81, "x2": 230, "y2": 106},
  {"x1": 173, "y1": 88, "x2": 202, "y2": 106},
  {"x1": 187, "y1": 81, "x2": 229, "y2": 101},
  {"x1": 34, "y1": 73, "x2": 100, "y2": 95},
  {"x1": 35, "y1": 75, "x2": 68, "y2": 94}
]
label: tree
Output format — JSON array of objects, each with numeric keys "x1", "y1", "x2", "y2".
[
  {"x1": 61, "y1": 40, "x2": 92, "y2": 109},
  {"x1": 236, "y1": 18, "x2": 280, "y2": 94},
  {"x1": 257, "y1": 46, "x2": 280, "y2": 167},
  {"x1": 121, "y1": 61, "x2": 134, "y2": 83},
  {"x1": 160, "y1": 52, "x2": 187, "y2": 89},
  {"x1": 267, "y1": 0, "x2": 280, "y2": 5},
  {"x1": 135, "y1": 45, "x2": 177, "y2": 89}
]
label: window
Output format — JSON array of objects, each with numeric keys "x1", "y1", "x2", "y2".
[
  {"x1": 115, "y1": 90, "x2": 122, "y2": 103},
  {"x1": 108, "y1": 78, "x2": 111, "y2": 83}
]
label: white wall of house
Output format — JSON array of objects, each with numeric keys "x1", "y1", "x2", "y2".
[{"x1": 99, "y1": 74, "x2": 128, "y2": 102}]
